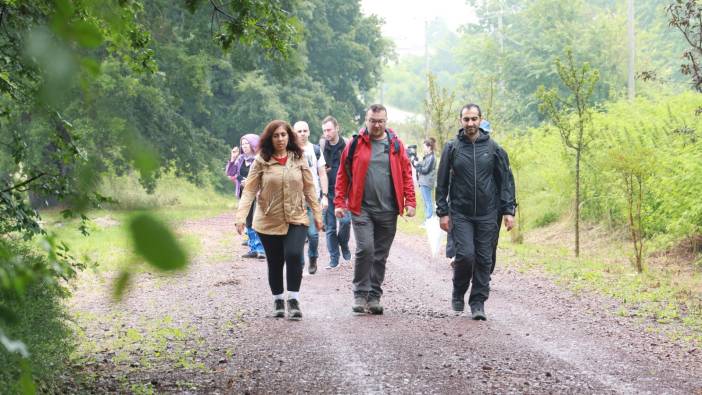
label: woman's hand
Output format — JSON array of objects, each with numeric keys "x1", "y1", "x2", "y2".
[
  {"x1": 235, "y1": 223, "x2": 245, "y2": 235},
  {"x1": 230, "y1": 146, "x2": 240, "y2": 161}
]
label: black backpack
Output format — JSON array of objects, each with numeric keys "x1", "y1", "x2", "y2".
[{"x1": 313, "y1": 143, "x2": 321, "y2": 160}]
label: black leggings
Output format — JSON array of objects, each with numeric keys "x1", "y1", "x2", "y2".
[{"x1": 258, "y1": 225, "x2": 308, "y2": 295}]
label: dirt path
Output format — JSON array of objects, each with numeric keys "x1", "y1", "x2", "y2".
[{"x1": 69, "y1": 212, "x2": 702, "y2": 394}]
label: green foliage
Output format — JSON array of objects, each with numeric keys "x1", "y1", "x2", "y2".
[
  {"x1": 424, "y1": 73, "x2": 457, "y2": 149},
  {"x1": 129, "y1": 213, "x2": 187, "y2": 271}
]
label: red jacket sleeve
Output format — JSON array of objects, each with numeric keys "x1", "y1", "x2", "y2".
[{"x1": 333, "y1": 143, "x2": 352, "y2": 210}]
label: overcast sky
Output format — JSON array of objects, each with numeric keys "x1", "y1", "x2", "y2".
[{"x1": 361, "y1": 0, "x2": 476, "y2": 56}]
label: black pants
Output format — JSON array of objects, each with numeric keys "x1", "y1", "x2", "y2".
[
  {"x1": 447, "y1": 212, "x2": 502, "y2": 274},
  {"x1": 450, "y1": 211, "x2": 499, "y2": 307},
  {"x1": 258, "y1": 225, "x2": 308, "y2": 295}
]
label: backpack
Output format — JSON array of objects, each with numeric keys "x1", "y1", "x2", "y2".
[{"x1": 313, "y1": 143, "x2": 321, "y2": 160}]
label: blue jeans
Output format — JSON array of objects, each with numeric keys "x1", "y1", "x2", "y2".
[
  {"x1": 324, "y1": 194, "x2": 351, "y2": 266},
  {"x1": 246, "y1": 227, "x2": 265, "y2": 254},
  {"x1": 419, "y1": 185, "x2": 434, "y2": 220},
  {"x1": 306, "y1": 207, "x2": 319, "y2": 259}
]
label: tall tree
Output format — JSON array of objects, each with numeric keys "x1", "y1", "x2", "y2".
[{"x1": 537, "y1": 49, "x2": 600, "y2": 257}]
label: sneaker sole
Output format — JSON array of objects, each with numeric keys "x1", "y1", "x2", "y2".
[
  {"x1": 351, "y1": 307, "x2": 366, "y2": 315},
  {"x1": 368, "y1": 308, "x2": 384, "y2": 315},
  {"x1": 273, "y1": 311, "x2": 285, "y2": 318},
  {"x1": 471, "y1": 313, "x2": 487, "y2": 321},
  {"x1": 288, "y1": 314, "x2": 302, "y2": 321}
]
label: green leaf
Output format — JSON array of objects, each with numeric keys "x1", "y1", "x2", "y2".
[
  {"x1": 71, "y1": 21, "x2": 104, "y2": 48},
  {"x1": 128, "y1": 214, "x2": 187, "y2": 271},
  {"x1": 113, "y1": 270, "x2": 131, "y2": 300}
]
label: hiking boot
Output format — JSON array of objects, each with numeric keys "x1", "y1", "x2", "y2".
[
  {"x1": 287, "y1": 299, "x2": 302, "y2": 320},
  {"x1": 451, "y1": 298, "x2": 465, "y2": 312},
  {"x1": 242, "y1": 251, "x2": 258, "y2": 259},
  {"x1": 308, "y1": 257, "x2": 318, "y2": 274},
  {"x1": 341, "y1": 245, "x2": 352, "y2": 261},
  {"x1": 273, "y1": 299, "x2": 285, "y2": 318},
  {"x1": 471, "y1": 304, "x2": 487, "y2": 321},
  {"x1": 257, "y1": 252, "x2": 266, "y2": 260},
  {"x1": 367, "y1": 296, "x2": 384, "y2": 315},
  {"x1": 351, "y1": 295, "x2": 367, "y2": 314}
]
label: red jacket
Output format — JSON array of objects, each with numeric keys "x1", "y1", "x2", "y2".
[{"x1": 334, "y1": 128, "x2": 416, "y2": 216}]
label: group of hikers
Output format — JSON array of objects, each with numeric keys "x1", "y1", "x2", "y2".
[{"x1": 227, "y1": 103, "x2": 516, "y2": 321}]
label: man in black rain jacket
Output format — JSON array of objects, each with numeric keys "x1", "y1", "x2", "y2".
[{"x1": 436, "y1": 103, "x2": 516, "y2": 320}]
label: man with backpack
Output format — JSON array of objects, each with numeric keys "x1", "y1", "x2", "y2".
[
  {"x1": 321, "y1": 116, "x2": 352, "y2": 269},
  {"x1": 294, "y1": 120, "x2": 328, "y2": 274},
  {"x1": 435, "y1": 103, "x2": 516, "y2": 321},
  {"x1": 334, "y1": 104, "x2": 416, "y2": 315}
]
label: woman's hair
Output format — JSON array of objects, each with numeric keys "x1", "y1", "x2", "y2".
[
  {"x1": 258, "y1": 120, "x2": 303, "y2": 161},
  {"x1": 424, "y1": 137, "x2": 436, "y2": 151}
]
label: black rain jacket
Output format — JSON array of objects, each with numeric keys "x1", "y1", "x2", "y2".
[{"x1": 436, "y1": 129, "x2": 516, "y2": 218}]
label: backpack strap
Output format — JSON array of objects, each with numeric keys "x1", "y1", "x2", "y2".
[{"x1": 313, "y1": 143, "x2": 321, "y2": 160}]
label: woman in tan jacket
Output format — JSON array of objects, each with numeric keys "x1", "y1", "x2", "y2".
[{"x1": 235, "y1": 120, "x2": 323, "y2": 320}]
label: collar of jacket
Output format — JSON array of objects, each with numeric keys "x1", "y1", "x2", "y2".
[
  {"x1": 457, "y1": 128, "x2": 490, "y2": 144},
  {"x1": 256, "y1": 152, "x2": 295, "y2": 166},
  {"x1": 358, "y1": 127, "x2": 399, "y2": 152}
]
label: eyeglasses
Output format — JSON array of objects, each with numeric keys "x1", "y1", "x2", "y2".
[
  {"x1": 368, "y1": 118, "x2": 387, "y2": 125},
  {"x1": 462, "y1": 116, "x2": 480, "y2": 122}
]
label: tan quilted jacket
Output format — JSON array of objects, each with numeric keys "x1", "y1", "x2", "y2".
[{"x1": 235, "y1": 152, "x2": 322, "y2": 235}]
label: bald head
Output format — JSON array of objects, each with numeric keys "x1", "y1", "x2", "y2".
[{"x1": 293, "y1": 121, "x2": 311, "y2": 145}]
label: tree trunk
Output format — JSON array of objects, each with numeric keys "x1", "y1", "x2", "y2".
[{"x1": 575, "y1": 147, "x2": 581, "y2": 257}]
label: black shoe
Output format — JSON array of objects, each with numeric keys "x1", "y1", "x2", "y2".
[
  {"x1": 367, "y1": 296, "x2": 384, "y2": 315},
  {"x1": 273, "y1": 299, "x2": 285, "y2": 318},
  {"x1": 308, "y1": 257, "x2": 317, "y2": 274},
  {"x1": 257, "y1": 252, "x2": 266, "y2": 260},
  {"x1": 287, "y1": 299, "x2": 302, "y2": 320},
  {"x1": 351, "y1": 295, "x2": 367, "y2": 314},
  {"x1": 241, "y1": 240, "x2": 248, "y2": 246},
  {"x1": 451, "y1": 299, "x2": 465, "y2": 312},
  {"x1": 471, "y1": 304, "x2": 486, "y2": 321},
  {"x1": 242, "y1": 251, "x2": 258, "y2": 258}
]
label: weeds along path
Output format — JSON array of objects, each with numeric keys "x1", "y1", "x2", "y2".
[{"x1": 68, "y1": 212, "x2": 702, "y2": 393}]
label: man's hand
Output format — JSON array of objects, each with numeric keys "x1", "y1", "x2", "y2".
[
  {"x1": 315, "y1": 218, "x2": 325, "y2": 232},
  {"x1": 334, "y1": 207, "x2": 347, "y2": 218},
  {"x1": 321, "y1": 196, "x2": 329, "y2": 209},
  {"x1": 503, "y1": 215, "x2": 515, "y2": 231},
  {"x1": 235, "y1": 223, "x2": 245, "y2": 235},
  {"x1": 405, "y1": 206, "x2": 416, "y2": 217},
  {"x1": 439, "y1": 216, "x2": 451, "y2": 232}
]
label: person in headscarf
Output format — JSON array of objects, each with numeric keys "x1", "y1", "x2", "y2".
[{"x1": 226, "y1": 134, "x2": 266, "y2": 259}]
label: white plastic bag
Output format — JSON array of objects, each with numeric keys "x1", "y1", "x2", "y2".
[{"x1": 425, "y1": 216, "x2": 443, "y2": 257}]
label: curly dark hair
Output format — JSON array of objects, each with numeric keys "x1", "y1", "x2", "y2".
[{"x1": 258, "y1": 120, "x2": 303, "y2": 161}]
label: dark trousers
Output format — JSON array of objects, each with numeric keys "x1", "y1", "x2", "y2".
[
  {"x1": 447, "y1": 212, "x2": 502, "y2": 274},
  {"x1": 351, "y1": 210, "x2": 397, "y2": 298},
  {"x1": 258, "y1": 225, "x2": 308, "y2": 295},
  {"x1": 450, "y1": 211, "x2": 499, "y2": 307}
]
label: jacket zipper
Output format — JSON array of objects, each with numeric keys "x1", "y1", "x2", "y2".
[{"x1": 473, "y1": 143, "x2": 477, "y2": 216}]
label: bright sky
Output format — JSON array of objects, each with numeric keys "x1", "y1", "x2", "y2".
[{"x1": 361, "y1": 0, "x2": 476, "y2": 56}]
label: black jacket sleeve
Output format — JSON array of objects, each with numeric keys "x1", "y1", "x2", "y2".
[
  {"x1": 494, "y1": 146, "x2": 516, "y2": 216},
  {"x1": 435, "y1": 144, "x2": 452, "y2": 217},
  {"x1": 415, "y1": 153, "x2": 435, "y2": 175}
]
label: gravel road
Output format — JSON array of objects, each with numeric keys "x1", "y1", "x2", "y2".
[{"x1": 68, "y1": 212, "x2": 702, "y2": 394}]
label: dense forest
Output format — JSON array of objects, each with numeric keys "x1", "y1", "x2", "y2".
[{"x1": 1, "y1": 0, "x2": 701, "y2": 392}]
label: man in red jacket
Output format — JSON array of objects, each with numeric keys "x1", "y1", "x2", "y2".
[{"x1": 334, "y1": 104, "x2": 416, "y2": 315}]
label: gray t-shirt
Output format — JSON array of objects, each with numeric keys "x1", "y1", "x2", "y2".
[{"x1": 362, "y1": 137, "x2": 398, "y2": 214}]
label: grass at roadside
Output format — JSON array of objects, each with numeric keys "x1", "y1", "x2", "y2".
[
  {"x1": 41, "y1": 173, "x2": 236, "y2": 275},
  {"x1": 501, "y1": 224, "x2": 702, "y2": 345}
]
